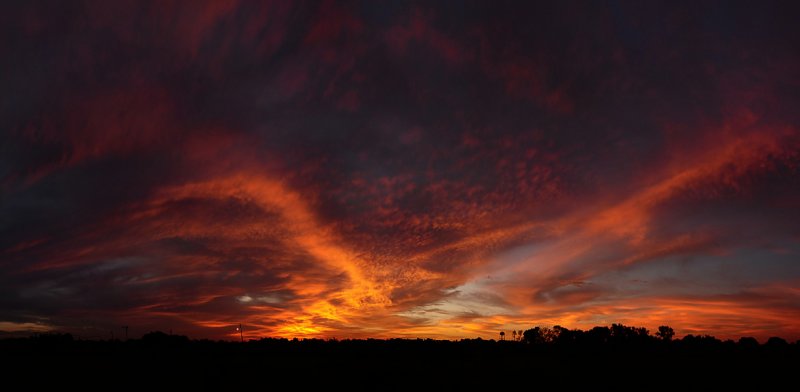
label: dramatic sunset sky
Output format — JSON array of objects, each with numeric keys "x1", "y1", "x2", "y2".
[{"x1": 2, "y1": 1, "x2": 799, "y2": 341}]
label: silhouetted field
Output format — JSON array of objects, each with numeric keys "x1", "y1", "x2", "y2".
[{"x1": 3, "y1": 325, "x2": 798, "y2": 390}]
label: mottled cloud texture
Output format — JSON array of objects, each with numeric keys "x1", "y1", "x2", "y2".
[{"x1": 2, "y1": 1, "x2": 799, "y2": 340}]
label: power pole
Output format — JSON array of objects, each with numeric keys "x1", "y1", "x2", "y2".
[
  {"x1": 238, "y1": 324, "x2": 244, "y2": 343},
  {"x1": 122, "y1": 326, "x2": 128, "y2": 340}
]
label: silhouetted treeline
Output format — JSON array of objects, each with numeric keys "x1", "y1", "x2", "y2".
[
  {"x1": 516, "y1": 323, "x2": 795, "y2": 350},
  {"x1": 2, "y1": 325, "x2": 798, "y2": 390}
]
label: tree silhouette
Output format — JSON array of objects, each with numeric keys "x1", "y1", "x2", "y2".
[
  {"x1": 766, "y1": 337, "x2": 788, "y2": 349},
  {"x1": 738, "y1": 337, "x2": 759, "y2": 350},
  {"x1": 521, "y1": 327, "x2": 555, "y2": 344},
  {"x1": 656, "y1": 325, "x2": 675, "y2": 341},
  {"x1": 521, "y1": 327, "x2": 538, "y2": 344},
  {"x1": 587, "y1": 326, "x2": 611, "y2": 344},
  {"x1": 5, "y1": 321, "x2": 798, "y2": 390}
]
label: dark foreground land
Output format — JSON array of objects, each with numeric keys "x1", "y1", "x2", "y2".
[{"x1": 3, "y1": 326, "x2": 798, "y2": 390}]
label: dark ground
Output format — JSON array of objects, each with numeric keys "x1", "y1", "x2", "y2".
[{"x1": 2, "y1": 331, "x2": 798, "y2": 390}]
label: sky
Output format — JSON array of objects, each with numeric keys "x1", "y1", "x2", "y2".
[{"x1": 1, "y1": 0, "x2": 799, "y2": 341}]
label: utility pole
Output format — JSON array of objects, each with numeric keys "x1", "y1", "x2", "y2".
[
  {"x1": 122, "y1": 326, "x2": 128, "y2": 340},
  {"x1": 238, "y1": 324, "x2": 244, "y2": 343}
]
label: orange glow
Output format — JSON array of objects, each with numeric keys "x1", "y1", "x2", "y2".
[
  {"x1": 3, "y1": 1, "x2": 800, "y2": 342},
  {"x1": 6, "y1": 124, "x2": 797, "y2": 341}
]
